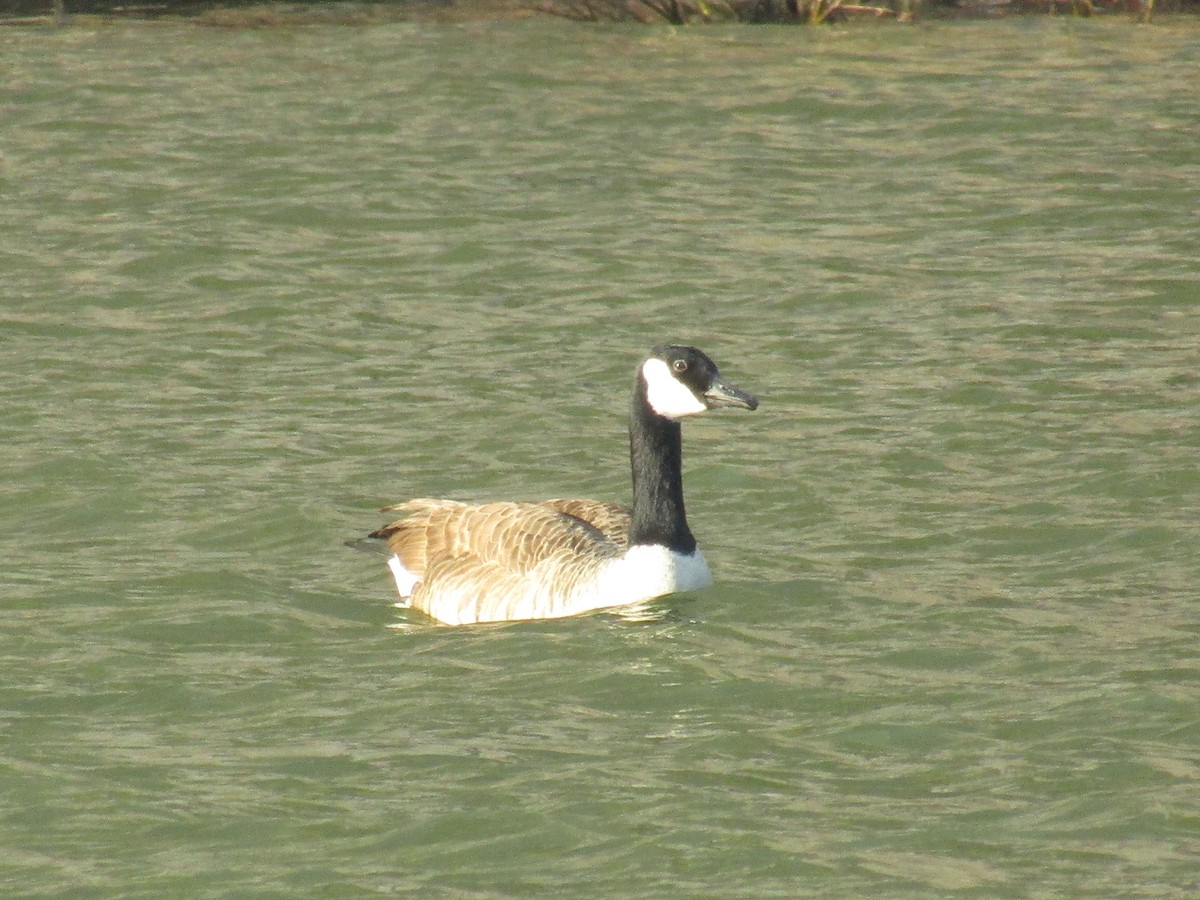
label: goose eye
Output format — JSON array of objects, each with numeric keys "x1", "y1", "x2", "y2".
[{"x1": 672, "y1": 359, "x2": 688, "y2": 373}]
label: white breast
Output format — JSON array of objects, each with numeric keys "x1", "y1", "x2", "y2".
[
  {"x1": 530, "y1": 545, "x2": 712, "y2": 622},
  {"x1": 594, "y1": 544, "x2": 713, "y2": 603}
]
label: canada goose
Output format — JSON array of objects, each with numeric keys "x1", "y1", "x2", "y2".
[{"x1": 363, "y1": 345, "x2": 758, "y2": 626}]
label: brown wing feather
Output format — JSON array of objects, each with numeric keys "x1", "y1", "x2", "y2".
[
  {"x1": 541, "y1": 499, "x2": 631, "y2": 549},
  {"x1": 372, "y1": 498, "x2": 626, "y2": 583}
]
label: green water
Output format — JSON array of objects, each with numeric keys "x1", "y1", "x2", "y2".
[{"x1": 3, "y1": 15, "x2": 1199, "y2": 897}]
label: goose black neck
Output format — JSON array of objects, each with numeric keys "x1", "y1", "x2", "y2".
[{"x1": 627, "y1": 383, "x2": 697, "y2": 553}]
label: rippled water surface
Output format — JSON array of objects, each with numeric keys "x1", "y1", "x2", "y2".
[{"x1": 3, "y1": 15, "x2": 1199, "y2": 896}]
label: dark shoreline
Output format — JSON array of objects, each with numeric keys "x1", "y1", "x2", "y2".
[
  {"x1": 0, "y1": 1, "x2": 534, "y2": 26},
  {"x1": 1, "y1": 0, "x2": 1192, "y2": 26}
]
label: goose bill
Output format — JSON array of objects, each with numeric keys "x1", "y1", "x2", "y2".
[{"x1": 703, "y1": 379, "x2": 758, "y2": 411}]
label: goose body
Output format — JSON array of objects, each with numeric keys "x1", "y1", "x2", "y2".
[{"x1": 365, "y1": 345, "x2": 757, "y2": 626}]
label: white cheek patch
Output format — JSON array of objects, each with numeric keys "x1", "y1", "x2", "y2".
[{"x1": 642, "y1": 358, "x2": 707, "y2": 419}]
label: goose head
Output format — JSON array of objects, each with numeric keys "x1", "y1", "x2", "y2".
[{"x1": 639, "y1": 345, "x2": 759, "y2": 420}]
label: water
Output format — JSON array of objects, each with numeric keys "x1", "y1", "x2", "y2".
[{"x1": 3, "y1": 15, "x2": 1199, "y2": 896}]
